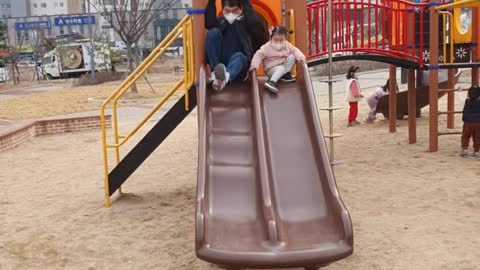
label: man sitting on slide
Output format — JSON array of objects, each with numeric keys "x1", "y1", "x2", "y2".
[{"x1": 205, "y1": 0, "x2": 268, "y2": 91}]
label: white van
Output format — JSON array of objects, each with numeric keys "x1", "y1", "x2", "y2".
[
  {"x1": 42, "y1": 42, "x2": 111, "y2": 79},
  {"x1": 0, "y1": 67, "x2": 9, "y2": 83}
]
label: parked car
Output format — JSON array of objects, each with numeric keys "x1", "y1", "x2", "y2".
[{"x1": 17, "y1": 60, "x2": 36, "y2": 67}]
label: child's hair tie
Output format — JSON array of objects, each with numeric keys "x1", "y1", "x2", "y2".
[{"x1": 268, "y1": 26, "x2": 275, "y2": 37}]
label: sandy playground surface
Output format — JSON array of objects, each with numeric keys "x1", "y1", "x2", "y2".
[{"x1": 1, "y1": 76, "x2": 479, "y2": 270}]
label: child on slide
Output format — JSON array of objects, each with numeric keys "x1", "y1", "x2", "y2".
[
  {"x1": 249, "y1": 26, "x2": 306, "y2": 94},
  {"x1": 461, "y1": 86, "x2": 480, "y2": 159}
]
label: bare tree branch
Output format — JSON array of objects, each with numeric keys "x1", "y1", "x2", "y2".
[{"x1": 93, "y1": 0, "x2": 181, "y2": 93}]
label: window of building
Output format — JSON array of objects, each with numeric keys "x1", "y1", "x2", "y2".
[
  {"x1": 41, "y1": 3, "x2": 47, "y2": 8},
  {"x1": 6, "y1": 4, "x2": 10, "y2": 8},
  {"x1": 59, "y1": 2, "x2": 64, "y2": 7},
  {"x1": 33, "y1": 3, "x2": 38, "y2": 8}
]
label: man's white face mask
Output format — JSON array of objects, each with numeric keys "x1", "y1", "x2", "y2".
[{"x1": 224, "y1": 13, "x2": 241, "y2": 24}]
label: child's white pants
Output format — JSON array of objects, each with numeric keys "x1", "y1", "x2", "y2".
[{"x1": 266, "y1": 54, "x2": 296, "y2": 82}]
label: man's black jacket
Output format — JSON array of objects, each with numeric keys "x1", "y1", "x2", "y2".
[{"x1": 205, "y1": 0, "x2": 268, "y2": 61}]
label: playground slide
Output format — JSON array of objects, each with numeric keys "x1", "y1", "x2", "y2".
[
  {"x1": 196, "y1": 64, "x2": 353, "y2": 269},
  {"x1": 377, "y1": 70, "x2": 462, "y2": 119}
]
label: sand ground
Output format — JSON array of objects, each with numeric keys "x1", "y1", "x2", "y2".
[{"x1": 1, "y1": 72, "x2": 479, "y2": 270}]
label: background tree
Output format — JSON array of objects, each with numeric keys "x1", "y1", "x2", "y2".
[
  {"x1": 0, "y1": 22, "x2": 7, "y2": 80},
  {"x1": 6, "y1": 31, "x2": 26, "y2": 85},
  {"x1": 96, "y1": 0, "x2": 181, "y2": 93},
  {"x1": 0, "y1": 21, "x2": 7, "y2": 49}
]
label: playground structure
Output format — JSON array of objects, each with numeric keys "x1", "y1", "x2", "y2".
[
  {"x1": 307, "y1": 0, "x2": 479, "y2": 151},
  {"x1": 98, "y1": 0, "x2": 479, "y2": 269},
  {"x1": 376, "y1": 69, "x2": 462, "y2": 119}
]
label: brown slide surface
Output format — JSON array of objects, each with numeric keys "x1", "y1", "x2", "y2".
[{"x1": 196, "y1": 64, "x2": 353, "y2": 269}]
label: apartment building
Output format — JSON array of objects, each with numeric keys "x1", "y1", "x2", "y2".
[{"x1": 30, "y1": 0, "x2": 83, "y2": 16}]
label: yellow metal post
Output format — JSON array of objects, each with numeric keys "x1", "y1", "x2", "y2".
[
  {"x1": 101, "y1": 114, "x2": 111, "y2": 208},
  {"x1": 183, "y1": 21, "x2": 190, "y2": 111},
  {"x1": 439, "y1": 11, "x2": 454, "y2": 64},
  {"x1": 288, "y1": 9, "x2": 297, "y2": 77}
]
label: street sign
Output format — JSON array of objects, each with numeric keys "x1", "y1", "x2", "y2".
[
  {"x1": 15, "y1": 21, "x2": 52, "y2": 31},
  {"x1": 54, "y1": 16, "x2": 96, "y2": 26}
]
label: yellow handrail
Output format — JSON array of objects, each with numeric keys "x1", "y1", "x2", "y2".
[
  {"x1": 435, "y1": 0, "x2": 480, "y2": 10},
  {"x1": 439, "y1": 11, "x2": 454, "y2": 64},
  {"x1": 288, "y1": 9, "x2": 297, "y2": 77},
  {"x1": 100, "y1": 15, "x2": 195, "y2": 207}
]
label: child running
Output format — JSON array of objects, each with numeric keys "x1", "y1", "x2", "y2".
[
  {"x1": 345, "y1": 66, "x2": 363, "y2": 126},
  {"x1": 461, "y1": 86, "x2": 480, "y2": 159},
  {"x1": 250, "y1": 26, "x2": 306, "y2": 94}
]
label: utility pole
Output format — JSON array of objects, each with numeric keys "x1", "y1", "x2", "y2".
[
  {"x1": 87, "y1": 0, "x2": 96, "y2": 80},
  {"x1": 327, "y1": 0, "x2": 334, "y2": 163}
]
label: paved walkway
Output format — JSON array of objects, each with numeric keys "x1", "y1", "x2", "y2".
[{"x1": 0, "y1": 83, "x2": 71, "y2": 101}]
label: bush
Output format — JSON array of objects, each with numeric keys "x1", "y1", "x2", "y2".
[
  {"x1": 74, "y1": 71, "x2": 124, "y2": 86},
  {"x1": 0, "y1": 59, "x2": 5, "y2": 68}
]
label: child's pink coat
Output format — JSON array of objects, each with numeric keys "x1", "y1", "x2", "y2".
[{"x1": 250, "y1": 41, "x2": 306, "y2": 72}]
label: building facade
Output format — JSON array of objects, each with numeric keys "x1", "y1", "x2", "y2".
[
  {"x1": 154, "y1": 0, "x2": 191, "y2": 46},
  {"x1": 0, "y1": 0, "x2": 12, "y2": 22},
  {"x1": 11, "y1": 0, "x2": 31, "y2": 18},
  {"x1": 5, "y1": 0, "x2": 191, "y2": 50},
  {"x1": 85, "y1": 0, "x2": 190, "y2": 49},
  {"x1": 7, "y1": 13, "x2": 102, "y2": 47},
  {"x1": 29, "y1": 0, "x2": 83, "y2": 16}
]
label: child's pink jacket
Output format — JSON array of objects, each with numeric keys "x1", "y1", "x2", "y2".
[{"x1": 250, "y1": 41, "x2": 306, "y2": 72}]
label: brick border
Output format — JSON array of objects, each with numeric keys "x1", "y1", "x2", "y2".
[{"x1": 0, "y1": 115, "x2": 112, "y2": 152}]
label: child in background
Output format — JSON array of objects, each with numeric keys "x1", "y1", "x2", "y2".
[
  {"x1": 461, "y1": 86, "x2": 480, "y2": 158},
  {"x1": 364, "y1": 79, "x2": 399, "y2": 123},
  {"x1": 345, "y1": 66, "x2": 363, "y2": 126},
  {"x1": 250, "y1": 26, "x2": 306, "y2": 94}
]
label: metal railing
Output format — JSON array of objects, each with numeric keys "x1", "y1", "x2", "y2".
[
  {"x1": 100, "y1": 15, "x2": 195, "y2": 207},
  {"x1": 306, "y1": 0, "x2": 437, "y2": 66}
]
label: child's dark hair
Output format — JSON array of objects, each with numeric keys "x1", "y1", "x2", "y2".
[
  {"x1": 382, "y1": 79, "x2": 400, "y2": 93},
  {"x1": 270, "y1": 26, "x2": 289, "y2": 38},
  {"x1": 468, "y1": 85, "x2": 480, "y2": 99},
  {"x1": 222, "y1": 0, "x2": 243, "y2": 8},
  {"x1": 346, "y1": 66, "x2": 359, "y2": 79},
  {"x1": 382, "y1": 79, "x2": 390, "y2": 92}
]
